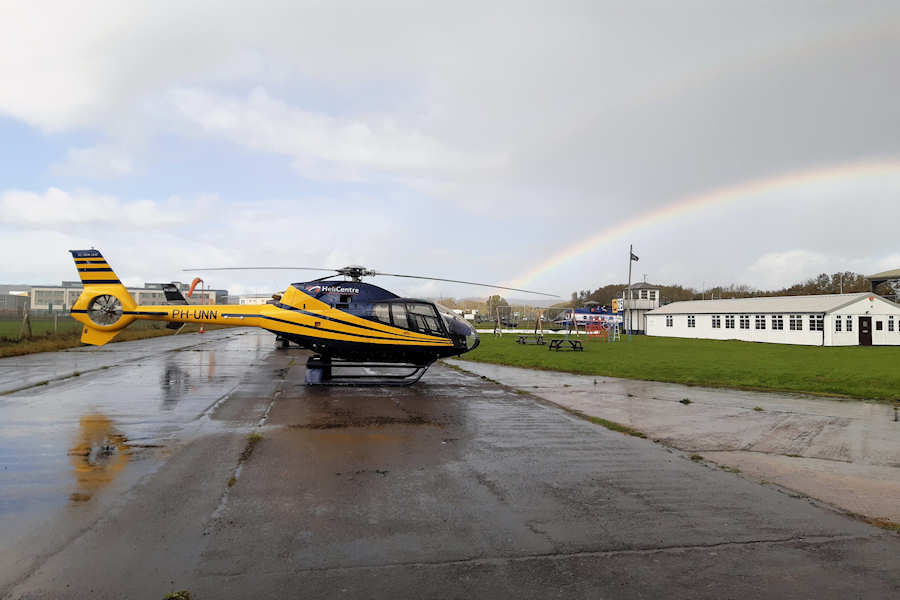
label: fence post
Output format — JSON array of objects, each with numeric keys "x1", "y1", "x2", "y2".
[
  {"x1": 54, "y1": 311, "x2": 58, "y2": 333},
  {"x1": 18, "y1": 310, "x2": 33, "y2": 341}
]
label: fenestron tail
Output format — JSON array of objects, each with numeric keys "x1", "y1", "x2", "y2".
[{"x1": 68, "y1": 250, "x2": 137, "y2": 345}]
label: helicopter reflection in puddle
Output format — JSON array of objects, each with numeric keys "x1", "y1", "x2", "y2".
[
  {"x1": 67, "y1": 413, "x2": 130, "y2": 503},
  {"x1": 159, "y1": 351, "x2": 218, "y2": 409},
  {"x1": 160, "y1": 362, "x2": 192, "y2": 409}
]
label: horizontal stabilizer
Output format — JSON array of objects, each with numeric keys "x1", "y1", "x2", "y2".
[
  {"x1": 162, "y1": 283, "x2": 189, "y2": 305},
  {"x1": 80, "y1": 326, "x2": 121, "y2": 345}
]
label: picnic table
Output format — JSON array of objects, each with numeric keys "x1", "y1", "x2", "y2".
[
  {"x1": 548, "y1": 339, "x2": 583, "y2": 352},
  {"x1": 516, "y1": 335, "x2": 545, "y2": 345}
]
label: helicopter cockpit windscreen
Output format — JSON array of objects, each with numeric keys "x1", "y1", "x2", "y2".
[{"x1": 436, "y1": 303, "x2": 480, "y2": 350}]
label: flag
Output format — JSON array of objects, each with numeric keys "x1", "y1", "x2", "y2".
[{"x1": 630, "y1": 252, "x2": 639, "y2": 262}]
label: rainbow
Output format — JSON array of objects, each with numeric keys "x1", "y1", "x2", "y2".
[{"x1": 505, "y1": 158, "x2": 900, "y2": 289}]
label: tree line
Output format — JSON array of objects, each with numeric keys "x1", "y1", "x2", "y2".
[{"x1": 563, "y1": 271, "x2": 897, "y2": 309}]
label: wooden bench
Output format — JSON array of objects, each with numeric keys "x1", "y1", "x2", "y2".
[
  {"x1": 548, "y1": 339, "x2": 583, "y2": 352},
  {"x1": 516, "y1": 335, "x2": 546, "y2": 345}
]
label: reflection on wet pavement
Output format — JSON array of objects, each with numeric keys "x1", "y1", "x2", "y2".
[
  {"x1": 67, "y1": 413, "x2": 130, "y2": 503},
  {"x1": 161, "y1": 362, "x2": 192, "y2": 410},
  {"x1": 0, "y1": 329, "x2": 269, "y2": 546}
]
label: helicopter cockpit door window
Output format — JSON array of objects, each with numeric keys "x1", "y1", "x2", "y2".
[
  {"x1": 391, "y1": 303, "x2": 409, "y2": 330},
  {"x1": 406, "y1": 303, "x2": 445, "y2": 335}
]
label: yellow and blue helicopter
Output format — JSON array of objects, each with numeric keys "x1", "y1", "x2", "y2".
[{"x1": 67, "y1": 250, "x2": 555, "y2": 385}]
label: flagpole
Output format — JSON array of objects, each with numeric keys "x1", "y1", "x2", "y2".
[{"x1": 627, "y1": 244, "x2": 633, "y2": 338}]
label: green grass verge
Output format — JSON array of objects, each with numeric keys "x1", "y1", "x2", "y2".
[
  {"x1": 578, "y1": 413, "x2": 647, "y2": 438},
  {"x1": 0, "y1": 318, "x2": 230, "y2": 358},
  {"x1": 459, "y1": 334, "x2": 900, "y2": 401},
  {"x1": 0, "y1": 317, "x2": 82, "y2": 339}
]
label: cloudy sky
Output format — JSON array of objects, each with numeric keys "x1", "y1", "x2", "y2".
[{"x1": 1, "y1": 1, "x2": 898, "y2": 299}]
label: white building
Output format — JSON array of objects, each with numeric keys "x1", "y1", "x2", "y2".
[
  {"x1": 620, "y1": 282, "x2": 661, "y2": 333},
  {"x1": 234, "y1": 294, "x2": 275, "y2": 305},
  {"x1": 646, "y1": 292, "x2": 900, "y2": 346}
]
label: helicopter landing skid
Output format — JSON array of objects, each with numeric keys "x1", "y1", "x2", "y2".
[{"x1": 304, "y1": 355, "x2": 432, "y2": 386}]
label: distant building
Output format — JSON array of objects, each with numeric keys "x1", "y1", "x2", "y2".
[
  {"x1": 619, "y1": 282, "x2": 661, "y2": 333},
  {"x1": 26, "y1": 281, "x2": 225, "y2": 312},
  {"x1": 0, "y1": 293, "x2": 27, "y2": 313},
  {"x1": 647, "y1": 292, "x2": 900, "y2": 346},
  {"x1": 868, "y1": 268, "x2": 900, "y2": 302},
  {"x1": 232, "y1": 294, "x2": 275, "y2": 305},
  {"x1": 143, "y1": 282, "x2": 228, "y2": 305}
]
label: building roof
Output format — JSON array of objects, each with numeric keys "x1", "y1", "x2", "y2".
[
  {"x1": 648, "y1": 292, "x2": 880, "y2": 315},
  {"x1": 627, "y1": 282, "x2": 659, "y2": 289},
  {"x1": 868, "y1": 268, "x2": 900, "y2": 281}
]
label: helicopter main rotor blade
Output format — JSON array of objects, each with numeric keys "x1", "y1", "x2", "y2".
[
  {"x1": 180, "y1": 266, "x2": 558, "y2": 297},
  {"x1": 182, "y1": 267, "x2": 340, "y2": 272},
  {"x1": 371, "y1": 272, "x2": 559, "y2": 297}
]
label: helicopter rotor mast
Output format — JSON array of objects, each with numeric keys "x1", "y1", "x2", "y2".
[{"x1": 183, "y1": 266, "x2": 558, "y2": 297}]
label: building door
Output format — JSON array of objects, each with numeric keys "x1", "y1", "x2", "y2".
[{"x1": 859, "y1": 317, "x2": 872, "y2": 346}]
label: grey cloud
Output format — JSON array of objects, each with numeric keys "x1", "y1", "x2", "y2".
[{"x1": 1, "y1": 2, "x2": 899, "y2": 294}]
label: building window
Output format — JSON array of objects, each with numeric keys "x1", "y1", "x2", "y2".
[
  {"x1": 890, "y1": 317, "x2": 895, "y2": 332},
  {"x1": 666, "y1": 315, "x2": 673, "y2": 327},
  {"x1": 810, "y1": 315, "x2": 823, "y2": 331},
  {"x1": 739, "y1": 315, "x2": 750, "y2": 329},
  {"x1": 846, "y1": 317, "x2": 852, "y2": 332},
  {"x1": 835, "y1": 315, "x2": 842, "y2": 332},
  {"x1": 649, "y1": 290, "x2": 656, "y2": 301},
  {"x1": 789, "y1": 315, "x2": 802, "y2": 331},
  {"x1": 712, "y1": 315, "x2": 721, "y2": 328},
  {"x1": 772, "y1": 315, "x2": 784, "y2": 330},
  {"x1": 725, "y1": 314, "x2": 735, "y2": 329},
  {"x1": 687, "y1": 315, "x2": 696, "y2": 328},
  {"x1": 755, "y1": 315, "x2": 766, "y2": 329},
  {"x1": 876, "y1": 321, "x2": 883, "y2": 331},
  {"x1": 640, "y1": 289, "x2": 648, "y2": 299}
]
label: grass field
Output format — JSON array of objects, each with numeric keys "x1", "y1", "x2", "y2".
[
  {"x1": 459, "y1": 334, "x2": 900, "y2": 401},
  {"x1": 0, "y1": 317, "x2": 82, "y2": 339}
]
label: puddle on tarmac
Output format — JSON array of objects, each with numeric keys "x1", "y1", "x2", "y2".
[{"x1": 66, "y1": 413, "x2": 142, "y2": 503}]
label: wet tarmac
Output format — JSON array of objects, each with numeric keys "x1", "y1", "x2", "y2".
[
  {"x1": 0, "y1": 330, "x2": 267, "y2": 588},
  {"x1": 448, "y1": 360, "x2": 900, "y2": 523},
  {"x1": 1, "y1": 330, "x2": 898, "y2": 599}
]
